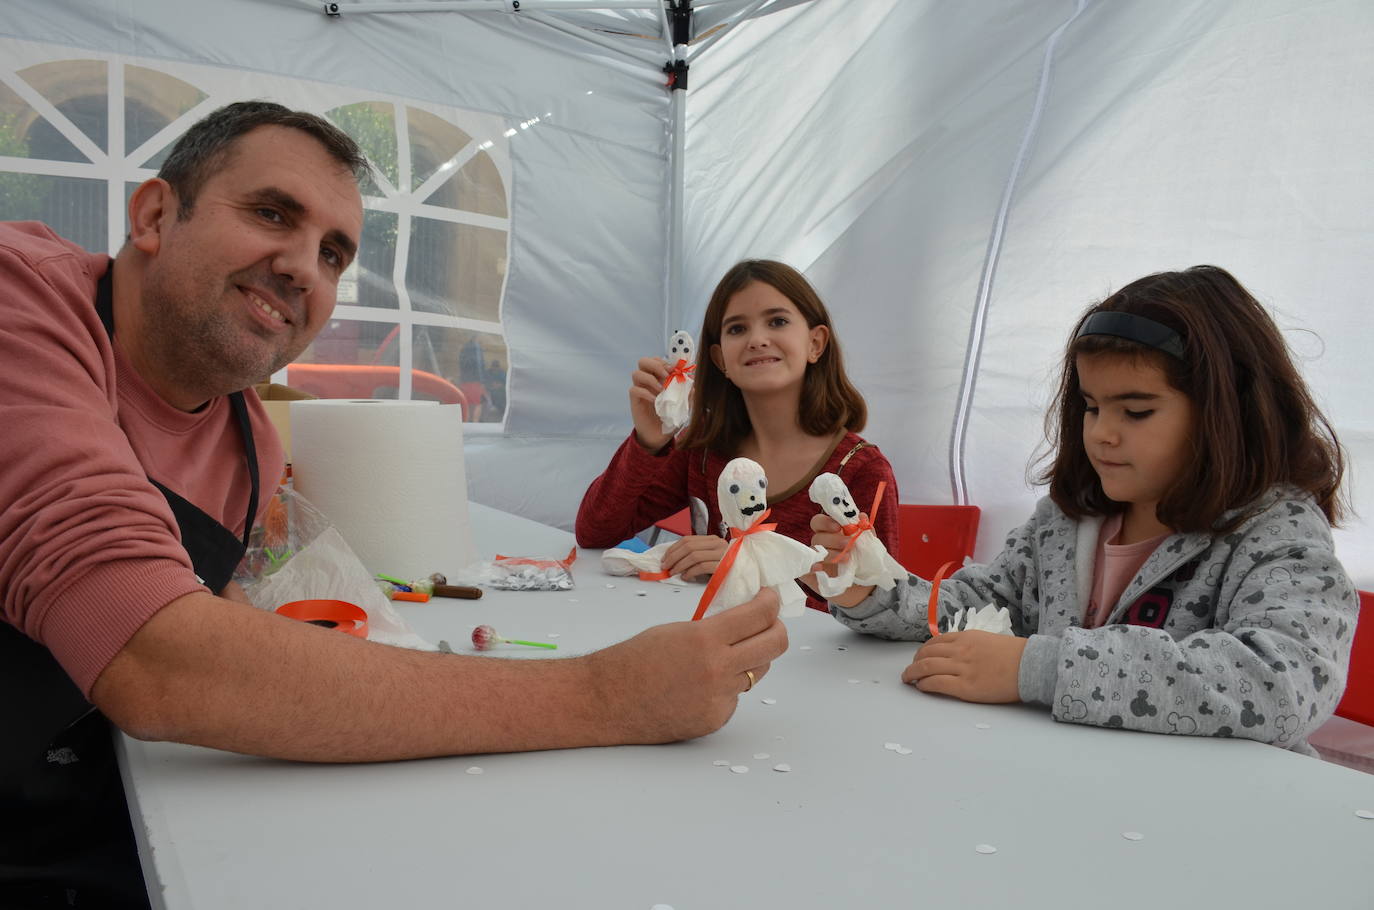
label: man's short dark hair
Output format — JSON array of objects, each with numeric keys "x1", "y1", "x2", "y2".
[{"x1": 157, "y1": 101, "x2": 370, "y2": 218}]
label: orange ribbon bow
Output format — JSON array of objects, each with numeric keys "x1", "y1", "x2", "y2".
[
  {"x1": 691, "y1": 508, "x2": 776, "y2": 621},
  {"x1": 663, "y1": 358, "x2": 695, "y2": 387}
]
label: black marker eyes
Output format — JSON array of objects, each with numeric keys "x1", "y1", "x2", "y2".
[
  {"x1": 832, "y1": 496, "x2": 841, "y2": 505},
  {"x1": 729, "y1": 483, "x2": 740, "y2": 494},
  {"x1": 758, "y1": 478, "x2": 766, "y2": 489}
]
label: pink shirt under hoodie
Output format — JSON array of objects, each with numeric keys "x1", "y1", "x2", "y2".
[{"x1": 0, "y1": 222, "x2": 284, "y2": 695}]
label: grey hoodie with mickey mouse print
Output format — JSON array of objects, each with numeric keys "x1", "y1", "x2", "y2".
[{"x1": 830, "y1": 485, "x2": 1357, "y2": 755}]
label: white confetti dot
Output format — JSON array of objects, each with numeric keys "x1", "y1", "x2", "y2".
[
  {"x1": 774, "y1": 735, "x2": 784, "y2": 741},
  {"x1": 636, "y1": 590, "x2": 648, "y2": 597},
  {"x1": 1122, "y1": 831, "x2": 1144, "y2": 841},
  {"x1": 753, "y1": 752, "x2": 770, "y2": 760},
  {"x1": 605, "y1": 583, "x2": 616, "y2": 589},
  {"x1": 466, "y1": 766, "x2": 484, "y2": 775},
  {"x1": 883, "y1": 742, "x2": 901, "y2": 751},
  {"x1": 567, "y1": 598, "x2": 579, "y2": 603},
  {"x1": 975, "y1": 844, "x2": 997, "y2": 855},
  {"x1": 799, "y1": 645, "x2": 813, "y2": 651},
  {"x1": 651, "y1": 905, "x2": 675, "y2": 910},
  {"x1": 1356, "y1": 809, "x2": 1374, "y2": 820},
  {"x1": 847, "y1": 678, "x2": 861, "y2": 684},
  {"x1": 773, "y1": 763, "x2": 792, "y2": 773},
  {"x1": 729, "y1": 765, "x2": 749, "y2": 774},
  {"x1": 975, "y1": 723, "x2": 991, "y2": 730},
  {"x1": 895, "y1": 746, "x2": 913, "y2": 755},
  {"x1": 548, "y1": 632, "x2": 561, "y2": 639},
  {"x1": 761, "y1": 697, "x2": 777, "y2": 705}
]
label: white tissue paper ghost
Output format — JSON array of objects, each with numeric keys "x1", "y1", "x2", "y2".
[
  {"x1": 694, "y1": 458, "x2": 825, "y2": 620},
  {"x1": 654, "y1": 330, "x2": 696, "y2": 436},
  {"x1": 807, "y1": 473, "x2": 907, "y2": 599},
  {"x1": 946, "y1": 603, "x2": 1014, "y2": 635}
]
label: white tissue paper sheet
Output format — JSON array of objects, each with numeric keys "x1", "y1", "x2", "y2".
[
  {"x1": 290, "y1": 399, "x2": 476, "y2": 581},
  {"x1": 947, "y1": 603, "x2": 1014, "y2": 636},
  {"x1": 700, "y1": 458, "x2": 824, "y2": 619},
  {"x1": 654, "y1": 330, "x2": 696, "y2": 436},
  {"x1": 599, "y1": 544, "x2": 688, "y2": 584},
  {"x1": 807, "y1": 472, "x2": 907, "y2": 598}
]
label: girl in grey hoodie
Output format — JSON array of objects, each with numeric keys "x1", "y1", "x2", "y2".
[{"x1": 817, "y1": 266, "x2": 1356, "y2": 754}]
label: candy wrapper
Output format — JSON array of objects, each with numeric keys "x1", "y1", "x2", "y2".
[
  {"x1": 654, "y1": 330, "x2": 696, "y2": 436},
  {"x1": 477, "y1": 547, "x2": 578, "y2": 591}
]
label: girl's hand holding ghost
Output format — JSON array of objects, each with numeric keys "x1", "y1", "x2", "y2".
[
  {"x1": 902, "y1": 630, "x2": 1027, "y2": 703},
  {"x1": 630, "y1": 357, "x2": 674, "y2": 452},
  {"x1": 662, "y1": 534, "x2": 730, "y2": 582},
  {"x1": 808, "y1": 512, "x2": 874, "y2": 608}
]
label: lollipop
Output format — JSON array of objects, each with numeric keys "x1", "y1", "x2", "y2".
[{"x1": 470, "y1": 625, "x2": 557, "y2": 651}]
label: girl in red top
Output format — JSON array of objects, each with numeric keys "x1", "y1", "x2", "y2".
[{"x1": 576, "y1": 259, "x2": 899, "y2": 611}]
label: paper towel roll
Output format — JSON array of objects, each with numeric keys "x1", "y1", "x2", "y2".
[{"x1": 289, "y1": 399, "x2": 476, "y2": 581}]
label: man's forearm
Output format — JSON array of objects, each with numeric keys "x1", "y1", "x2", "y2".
[{"x1": 91, "y1": 592, "x2": 614, "y2": 761}]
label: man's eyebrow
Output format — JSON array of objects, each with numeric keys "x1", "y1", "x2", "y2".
[{"x1": 250, "y1": 186, "x2": 357, "y2": 262}]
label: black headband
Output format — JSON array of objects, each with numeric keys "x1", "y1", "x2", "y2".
[{"x1": 1076, "y1": 311, "x2": 1185, "y2": 359}]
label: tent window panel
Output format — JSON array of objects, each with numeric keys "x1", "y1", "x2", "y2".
[
  {"x1": 287, "y1": 319, "x2": 407, "y2": 400},
  {"x1": 424, "y1": 151, "x2": 507, "y2": 218},
  {"x1": 18, "y1": 60, "x2": 108, "y2": 153},
  {"x1": 0, "y1": 174, "x2": 105, "y2": 251},
  {"x1": 405, "y1": 217, "x2": 506, "y2": 321},
  {"x1": 411, "y1": 325, "x2": 507, "y2": 423},
  {"x1": 123, "y1": 65, "x2": 207, "y2": 156},
  {"x1": 341, "y1": 209, "x2": 399, "y2": 310},
  {"x1": 327, "y1": 101, "x2": 398, "y2": 192},
  {"x1": 0, "y1": 82, "x2": 87, "y2": 163},
  {"x1": 407, "y1": 106, "x2": 472, "y2": 193}
]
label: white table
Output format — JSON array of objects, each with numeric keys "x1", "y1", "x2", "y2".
[{"x1": 119, "y1": 505, "x2": 1374, "y2": 909}]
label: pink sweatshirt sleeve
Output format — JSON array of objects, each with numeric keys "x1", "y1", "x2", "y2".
[{"x1": 0, "y1": 230, "x2": 205, "y2": 695}]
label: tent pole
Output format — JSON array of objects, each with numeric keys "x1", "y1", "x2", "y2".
[{"x1": 664, "y1": 0, "x2": 691, "y2": 333}]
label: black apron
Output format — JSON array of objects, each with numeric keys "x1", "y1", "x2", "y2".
[{"x1": 0, "y1": 260, "x2": 260, "y2": 908}]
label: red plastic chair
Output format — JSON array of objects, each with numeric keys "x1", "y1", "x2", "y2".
[
  {"x1": 645, "y1": 507, "x2": 693, "y2": 546},
  {"x1": 1335, "y1": 590, "x2": 1374, "y2": 727},
  {"x1": 895, "y1": 504, "x2": 981, "y2": 580}
]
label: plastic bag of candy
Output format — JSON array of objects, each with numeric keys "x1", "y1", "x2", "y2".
[{"x1": 478, "y1": 547, "x2": 578, "y2": 591}]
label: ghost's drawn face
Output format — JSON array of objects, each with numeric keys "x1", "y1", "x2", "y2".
[
  {"x1": 667, "y1": 330, "x2": 695, "y2": 364},
  {"x1": 718, "y1": 457, "x2": 769, "y2": 529},
  {"x1": 808, "y1": 472, "x2": 858, "y2": 524}
]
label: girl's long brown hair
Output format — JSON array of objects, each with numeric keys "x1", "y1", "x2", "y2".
[
  {"x1": 676, "y1": 260, "x2": 866, "y2": 454},
  {"x1": 1039, "y1": 266, "x2": 1345, "y2": 531}
]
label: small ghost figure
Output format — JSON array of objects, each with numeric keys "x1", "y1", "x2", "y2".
[
  {"x1": 654, "y1": 330, "x2": 696, "y2": 436},
  {"x1": 698, "y1": 458, "x2": 824, "y2": 619},
  {"x1": 807, "y1": 473, "x2": 906, "y2": 598},
  {"x1": 947, "y1": 603, "x2": 1014, "y2": 636}
]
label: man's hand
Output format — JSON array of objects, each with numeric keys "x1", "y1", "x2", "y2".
[
  {"x1": 629, "y1": 356, "x2": 673, "y2": 452},
  {"x1": 901, "y1": 630, "x2": 1026, "y2": 703},
  {"x1": 591, "y1": 588, "x2": 787, "y2": 743},
  {"x1": 808, "y1": 512, "x2": 874, "y2": 608},
  {"x1": 661, "y1": 534, "x2": 729, "y2": 581}
]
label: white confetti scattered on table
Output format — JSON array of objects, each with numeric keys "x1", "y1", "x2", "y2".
[
  {"x1": 712, "y1": 759, "x2": 730, "y2": 767},
  {"x1": 895, "y1": 746, "x2": 913, "y2": 755},
  {"x1": 753, "y1": 752, "x2": 770, "y2": 760},
  {"x1": 975, "y1": 723, "x2": 991, "y2": 730},
  {"x1": 799, "y1": 645, "x2": 813, "y2": 651},
  {"x1": 975, "y1": 844, "x2": 997, "y2": 855},
  {"x1": 761, "y1": 697, "x2": 777, "y2": 705},
  {"x1": 847, "y1": 678, "x2": 861, "y2": 684},
  {"x1": 651, "y1": 904, "x2": 675, "y2": 910},
  {"x1": 1356, "y1": 809, "x2": 1374, "y2": 820},
  {"x1": 466, "y1": 766, "x2": 484, "y2": 775},
  {"x1": 884, "y1": 742, "x2": 901, "y2": 751},
  {"x1": 605, "y1": 583, "x2": 616, "y2": 589},
  {"x1": 547, "y1": 633, "x2": 561, "y2": 639},
  {"x1": 1122, "y1": 831, "x2": 1144, "y2": 841},
  {"x1": 636, "y1": 590, "x2": 648, "y2": 597},
  {"x1": 773, "y1": 763, "x2": 792, "y2": 773},
  {"x1": 730, "y1": 765, "x2": 749, "y2": 774},
  {"x1": 567, "y1": 598, "x2": 579, "y2": 603}
]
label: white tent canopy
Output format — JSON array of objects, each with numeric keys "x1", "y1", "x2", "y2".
[{"x1": 3, "y1": 0, "x2": 1369, "y2": 586}]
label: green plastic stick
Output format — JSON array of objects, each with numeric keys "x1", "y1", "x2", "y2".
[
  {"x1": 506, "y1": 639, "x2": 558, "y2": 650},
  {"x1": 376, "y1": 572, "x2": 408, "y2": 586}
]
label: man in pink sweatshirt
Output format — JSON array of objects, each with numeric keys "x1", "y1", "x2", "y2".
[{"x1": 0, "y1": 101, "x2": 786, "y2": 907}]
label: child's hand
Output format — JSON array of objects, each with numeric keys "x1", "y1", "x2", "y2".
[
  {"x1": 629, "y1": 357, "x2": 673, "y2": 452},
  {"x1": 808, "y1": 513, "x2": 874, "y2": 608},
  {"x1": 662, "y1": 534, "x2": 730, "y2": 582},
  {"x1": 901, "y1": 630, "x2": 1027, "y2": 703}
]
